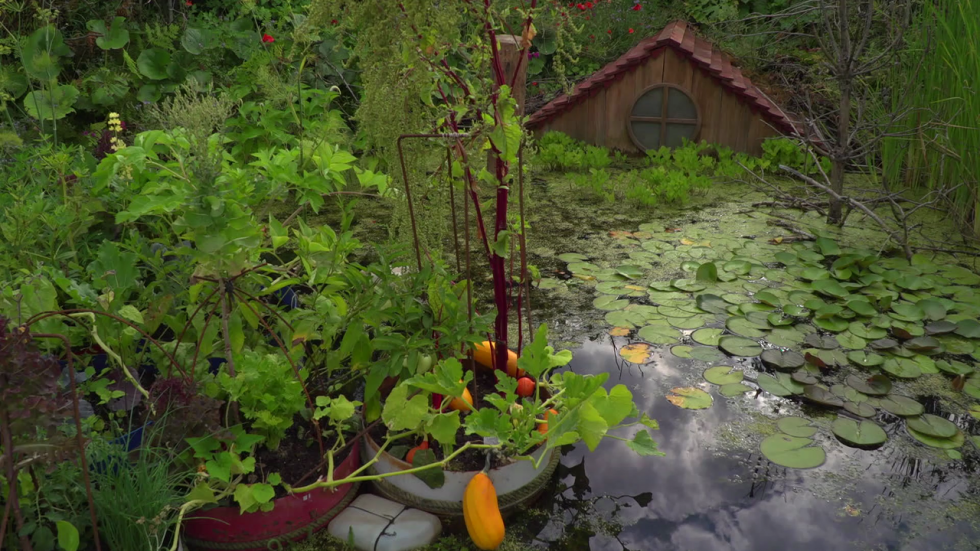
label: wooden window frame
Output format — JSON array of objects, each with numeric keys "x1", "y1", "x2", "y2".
[{"x1": 627, "y1": 83, "x2": 702, "y2": 151}]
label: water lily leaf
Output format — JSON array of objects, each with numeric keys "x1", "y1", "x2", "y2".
[
  {"x1": 597, "y1": 282, "x2": 627, "y2": 295},
  {"x1": 881, "y1": 357, "x2": 922, "y2": 379},
  {"x1": 671, "y1": 345, "x2": 693, "y2": 358},
  {"x1": 672, "y1": 279, "x2": 706, "y2": 292},
  {"x1": 605, "y1": 310, "x2": 646, "y2": 329},
  {"x1": 689, "y1": 346, "x2": 726, "y2": 362},
  {"x1": 703, "y1": 366, "x2": 743, "y2": 385},
  {"x1": 917, "y1": 299, "x2": 947, "y2": 321},
  {"x1": 719, "y1": 337, "x2": 762, "y2": 357},
  {"x1": 615, "y1": 265, "x2": 645, "y2": 280},
  {"x1": 846, "y1": 374, "x2": 892, "y2": 395},
  {"x1": 804, "y1": 385, "x2": 844, "y2": 407},
  {"x1": 726, "y1": 317, "x2": 768, "y2": 338},
  {"x1": 891, "y1": 321, "x2": 925, "y2": 339},
  {"x1": 832, "y1": 418, "x2": 887, "y2": 448},
  {"x1": 815, "y1": 237, "x2": 841, "y2": 256},
  {"x1": 658, "y1": 305, "x2": 694, "y2": 318},
  {"x1": 968, "y1": 404, "x2": 980, "y2": 420},
  {"x1": 758, "y1": 372, "x2": 806, "y2": 396},
  {"x1": 642, "y1": 240, "x2": 674, "y2": 253},
  {"x1": 908, "y1": 427, "x2": 965, "y2": 449},
  {"x1": 907, "y1": 414, "x2": 958, "y2": 438},
  {"x1": 844, "y1": 401, "x2": 876, "y2": 417},
  {"x1": 783, "y1": 304, "x2": 810, "y2": 317},
  {"x1": 620, "y1": 343, "x2": 653, "y2": 364},
  {"x1": 568, "y1": 262, "x2": 599, "y2": 274},
  {"x1": 767, "y1": 327, "x2": 806, "y2": 348},
  {"x1": 870, "y1": 338, "x2": 899, "y2": 351},
  {"x1": 638, "y1": 323, "x2": 681, "y2": 345},
  {"x1": 558, "y1": 253, "x2": 588, "y2": 263},
  {"x1": 847, "y1": 350, "x2": 884, "y2": 368},
  {"x1": 935, "y1": 359, "x2": 974, "y2": 376},
  {"x1": 925, "y1": 320, "x2": 957, "y2": 335},
  {"x1": 954, "y1": 319, "x2": 980, "y2": 338},
  {"x1": 896, "y1": 275, "x2": 933, "y2": 291},
  {"x1": 848, "y1": 322, "x2": 887, "y2": 340},
  {"x1": 913, "y1": 355, "x2": 938, "y2": 374},
  {"x1": 878, "y1": 395, "x2": 924, "y2": 417},
  {"x1": 905, "y1": 336, "x2": 941, "y2": 352},
  {"x1": 593, "y1": 296, "x2": 630, "y2": 311},
  {"x1": 777, "y1": 417, "x2": 818, "y2": 438},
  {"x1": 666, "y1": 387, "x2": 713, "y2": 410},
  {"x1": 964, "y1": 377, "x2": 980, "y2": 400},
  {"x1": 667, "y1": 316, "x2": 708, "y2": 330},
  {"x1": 890, "y1": 302, "x2": 925, "y2": 322},
  {"x1": 813, "y1": 316, "x2": 849, "y2": 332},
  {"x1": 719, "y1": 383, "x2": 753, "y2": 396},
  {"x1": 835, "y1": 332, "x2": 867, "y2": 350},
  {"x1": 791, "y1": 370, "x2": 818, "y2": 385},
  {"x1": 846, "y1": 299, "x2": 877, "y2": 317},
  {"x1": 692, "y1": 328, "x2": 724, "y2": 346},
  {"x1": 696, "y1": 262, "x2": 718, "y2": 282},
  {"x1": 811, "y1": 279, "x2": 849, "y2": 299},
  {"x1": 760, "y1": 435, "x2": 826, "y2": 469},
  {"x1": 696, "y1": 294, "x2": 729, "y2": 314},
  {"x1": 760, "y1": 349, "x2": 805, "y2": 371},
  {"x1": 723, "y1": 260, "x2": 753, "y2": 275},
  {"x1": 804, "y1": 334, "x2": 839, "y2": 349}
]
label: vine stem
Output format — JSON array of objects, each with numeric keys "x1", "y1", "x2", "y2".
[{"x1": 71, "y1": 313, "x2": 154, "y2": 415}]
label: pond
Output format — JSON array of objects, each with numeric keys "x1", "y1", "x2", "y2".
[{"x1": 499, "y1": 172, "x2": 980, "y2": 550}]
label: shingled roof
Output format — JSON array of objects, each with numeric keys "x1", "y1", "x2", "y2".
[{"x1": 526, "y1": 21, "x2": 802, "y2": 136}]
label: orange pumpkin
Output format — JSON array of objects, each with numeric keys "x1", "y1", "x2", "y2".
[{"x1": 516, "y1": 377, "x2": 535, "y2": 398}]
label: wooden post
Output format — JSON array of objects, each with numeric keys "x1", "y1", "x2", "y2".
[{"x1": 488, "y1": 35, "x2": 527, "y2": 172}]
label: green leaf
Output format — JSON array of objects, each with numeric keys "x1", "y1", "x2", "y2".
[
  {"x1": 626, "y1": 429, "x2": 664, "y2": 456},
  {"x1": 637, "y1": 323, "x2": 680, "y2": 345},
  {"x1": 382, "y1": 385, "x2": 429, "y2": 431},
  {"x1": 881, "y1": 357, "x2": 922, "y2": 379},
  {"x1": 908, "y1": 427, "x2": 965, "y2": 449},
  {"x1": 23, "y1": 85, "x2": 79, "y2": 121},
  {"x1": 719, "y1": 336, "x2": 762, "y2": 357},
  {"x1": 589, "y1": 385, "x2": 634, "y2": 426},
  {"x1": 410, "y1": 449, "x2": 445, "y2": 489},
  {"x1": 815, "y1": 237, "x2": 841, "y2": 256},
  {"x1": 696, "y1": 262, "x2": 718, "y2": 282},
  {"x1": 720, "y1": 383, "x2": 753, "y2": 396},
  {"x1": 185, "y1": 482, "x2": 218, "y2": 504},
  {"x1": 760, "y1": 349, "x2": 805, "y2": 371},
  {"x1": 777, "y1": 417, "x2": 818, "y2": 438},
  {"x1": 137, "y1": 48, "x2": 171, "y2": 80},
  {"x1": 116, "y1": 304, "x2": 144, "y2": 325},
  {"x1": 846, "y1": 373, "x2": 892, "y2": 396},
  {"x1": 56, "y1": 521, "x2": 79, "y2": 551},
  {"x1": 811, "y1": 278, "x2": 849, "y2": 298},
  {"x1": 757, "y1": 373, "x2": 805, "y2": 397},
  {"x1": 21, "y1": 26, "x2": 71, "y2": 80},
  {"x1": 87, "y1": 17, "x2": 129, "y2": 50},
  {"x1": 954, "y1": 319, "x2": 980, "y2": 338},
  {"x1": 846, "y1": 350, "x2": 884, "y2": 368},
  {"x1": 517, "y1": 324, "x2": 572, "y2": 378},
  {"x1": 703, "y1": 366, "x2": 743, "y2": 385},
  {"x1": 666, "y1": 387, "x2": 713, "y2": 409},
  {"x1": 427, "y1": 413, "x2": 461, "y2": 446},
  {"x1": 182, "y1": 27, "x2": 213, "y2": 54},
  {"x1": 691, "y1": 327, "x2": 724, "y2": 345},
  {"x1": 890, "y1": 302, "x2": 925, "y2": 322},
  {"x1": 695, "y1": 293, "x2": 729, "y2": 314},
  {"x1": 907, "y1": 414, "x2": 958, "y2": 438},
  {"x1": 577, "y1": 402, "x2": 609, "y2": 451},
  {"x1": 760, "y1": 435, "x2": 826, "y2": 469},
  {"x1": 877, "y1": 394, "x2": 924, "y2": 417},
  {"x1": 559, "y1": 371, "x2": 608, "y2": 407},
  {"x1": 404, "y1": 357, "x2": 468, "y2": 396},
  {"x1": 832, "y1": 418, "x2": 887, "y2": 448}
]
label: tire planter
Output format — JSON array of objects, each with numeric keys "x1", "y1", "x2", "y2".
[
  {"x1": 182, "y1": 439, "x2": 362, "y2": 551},
  {"x1": 361, "y1": 432, "x2": 558, "y2": 518}
]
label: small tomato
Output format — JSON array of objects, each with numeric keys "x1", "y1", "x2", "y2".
[{"x1": 516, "y1": 377, "x2": 535, "y2": 398}]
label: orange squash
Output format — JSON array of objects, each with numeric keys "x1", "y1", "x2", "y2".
[
  {"x1": 463, "y1": 471, "x2": 505, "y2": 550},
  {"x1": 537, "y1": 408, "x2": 559, "y2": 435},
  {"x1": 448, "y1": 388, "x2": 474, "y2": 412},
  {"x1": 516, "y1": 377, "x2": 535, "y2": 398},
  {"x1": 406, "y1": 440, "x2": 429, "y2": 463},
  {"x1": 471, "y1": 341, "x2": 523, "y2": 378}
]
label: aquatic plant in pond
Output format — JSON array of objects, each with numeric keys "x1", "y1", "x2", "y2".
[{"x1": 544, "y1": 226, "x2": 980, "y2": 465}]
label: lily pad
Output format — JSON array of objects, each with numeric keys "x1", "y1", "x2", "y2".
[
  {"x1": 593, "y1": 296, "x2": 630, "y2": 311},
  {"x1": 877, "y1": 395, "x2": 925, "y2": 417},
  {"x1": 692, "y1": 328, "x2": 724, "y2": 346},
  {"x1": 703, "y1": 366, "x2": 743, "y2": 385},
  {"x1": 667, "y1": 316, "x2": 709, "y2": 330},
  {"x1": 907, "y1": 427, "x2": 965, "y2": 449},
  {"x1": 695, "y1": 294, "x2": 730, "y2": 314},
  {"x1": 870, "y1": 338, "x2": 899, "y2": 351},
  {"x1": 638, "y1": 323, "x2": 681, "y2": 345},
  {"x1": 844, "y1": 401, "x2": 876, "y2": 417},
  {"x1": 760, "y1": 349, "x2": 805, "y2": 371},
  {"x1": 609, "y1": 327, "x2": 631, "y2": 337},
  {"x1": 812, "y1": 278, "x2": 850, "y2": 299},
  {"x1": 925, "y1": 320, "x2": 957, "y2": 335},
  {"x1": 720, "y1": 383, "x2": 754, "y2": 396},
  {"x1": 671, "y1": 345, "x2": 693, "y2": 359},
  {"x1": 719, "y1": 337, "x2": 762, "y2": 357},
  {"x1": 620, "y1": 343, "x2": 653, "y2": 363},
  {"x1": 689, "y1": 346, "x2": 725, "y2": 361},
  {"x1": 814, "y1": 316, "x2": 849, "y2": 332},
  {"x1": 672, "y1": 279, "x2": 706, "y2": 292},
  {"x1": 954, "y1": 319, "x2": 980, "y2": 338},
  {"x1": 849, "y1": 323, "x2": 888, "y2": 340},
  {"x1": 758, "y1": 373, "x2": 806, "y2": 396},
  {"x1": 767, "y1": 328, "x2": 806, "y2": 348},
  {"x1": 666, "y1": 387, "x2": 713, "y2": 410},
  {"x1": 846, "y1": 350, "x2": 884, "y2": 368},
  {"x1": 917, "y1": 298, "x2": 947, "y2": 321},
  {"x1": 558, "y1": 253, "x2": 588, "y2": 262},
  {"x1": 832, "y1": 418, "x2": 887, "y2": 448},
  {"x1": 846, "y1": 374, "x2": 892, "y2": 396},
  {"x1": 803, "y1": 385, "x2": 845, "y2": 407},
  {"x1": 760, "y1": 435, "x2": 826, "y2": 469},
  {"x1": 935, "y1": 359, "x2": 974, "y2": 376},
  {"x1": 792, "y1": 370, "x2": 818, "y2": 385},
  {"x1": 881, "y1": 357, "x2": 922, "y2": 379},
  {"x1": 835, "y1": 332, "x2": 867, "y2": 350},
  {"x1": 847, "y1": 300, "x2": 878, "y2": 317},
  {"x1": 726, "y1": 317, "x2": 768, "y2": 338},
  {"x1": 804, "y1": 333, "x2": 839, "y2": 349},
  {"x1": 907, "y1": 414, "x2": 958, "y2": 438},
  {"x1": 777, "y1": 417, "x2": 818, "y2": 438},
  {"x1": 784, "y1": 304, "x2": 811, "y2": 317},
  {"x1": 964, "y1": 377, "x2": 980, "y2": 400},
  {"x1": 905, "y1": 336, "x2": 941, "y2": 352}
]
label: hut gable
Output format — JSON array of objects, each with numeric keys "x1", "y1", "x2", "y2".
[{"x1": 526, "y1": 21, "x2": 800, "y2": 156}]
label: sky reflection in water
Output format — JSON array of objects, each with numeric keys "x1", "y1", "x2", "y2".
[{"x1": 528, "y1": 337, "x2": 979, "y2": 551}]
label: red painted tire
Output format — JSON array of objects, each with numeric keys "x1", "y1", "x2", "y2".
[{"x1": 182, "y1": 440, "x2": 361, "y2": 551}]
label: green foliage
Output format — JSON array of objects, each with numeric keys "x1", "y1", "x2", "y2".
[
  {"x1": 183, "y1": 425, "x2": 277, "y2": 514},
  {"x1": 214, "y1": 351, "x2": 309, "y2": 450}
]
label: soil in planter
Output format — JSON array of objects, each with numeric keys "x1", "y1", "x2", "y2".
[
  {"x1": 370, "y1": 366, "x2": 536, "y2": 472},
  {"x1": 253, "y1": 422, "x2": 359, "y2": 498}
]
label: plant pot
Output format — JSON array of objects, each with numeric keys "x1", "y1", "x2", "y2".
[
  {"x1": 361, "y1": 432, "x2": 558, "y2": 518},
  {"x1": 182, "y1": 439, "x2": 362, "y2": 551}
]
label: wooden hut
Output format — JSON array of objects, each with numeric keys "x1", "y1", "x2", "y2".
[{"x1": 526, "y1": 21, "x2": 801, "y2": 156}]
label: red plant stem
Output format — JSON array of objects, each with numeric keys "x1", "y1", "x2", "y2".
[
  {"x1": 31, "y1": 334, "x2": 101, "y2": 551},
  {"x1": 190, "y1": 308, "x2": 218, "y2": 380},
  {"x1": 0, "y1": 407, "x2": 31, "y2": 551}
]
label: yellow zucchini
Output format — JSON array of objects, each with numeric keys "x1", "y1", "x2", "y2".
[
  {"x1": 471, "y1": 341, "x2": 523, "y2": 378},
  {"x1": 463, "y1": 471, "x2": 505, "y2": 550}
]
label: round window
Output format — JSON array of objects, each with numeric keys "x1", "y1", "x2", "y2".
[{"x1": 627, "y1": 84, "x2": 701, "y2": 151}]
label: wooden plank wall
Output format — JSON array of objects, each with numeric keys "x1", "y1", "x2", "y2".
[{"x1": 536, "y1": 48, "x2": 782, "y2": 155}]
